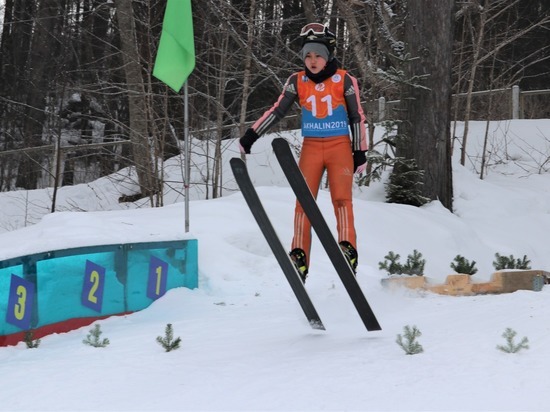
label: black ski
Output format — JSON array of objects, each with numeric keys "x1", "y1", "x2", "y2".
[
  {"x1": 230, "y1": 157, "x2": 325, "y2": 330},
  {"x1": 271, "y1": 138, "x2": 382, "y2": 332}
]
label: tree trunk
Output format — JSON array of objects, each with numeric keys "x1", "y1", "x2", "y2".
[
  {"x1": 301, "y1": 0, "x2": 318, "y2": 22},
  {"x1": 336, "y1": 0, "x2": 370, "y2": 83},
  {"x1": 239, "y1": 0, "x2": 256, "y2": 136},
  {"x1": 396, "y1": 0, "x2": 454, "y2": 211},
  {"x1": 15, "y1": 0, "x2": 59, "y2": 189},
  {"x1": 115, "y1": 0, "x2": 158, "y2": 202},
  {"x1": 460, "y1": 1, "x2": 487, "y2": 166},
  {"x1": 212, "y1": 34, "x2": 229, "y2": 199}
]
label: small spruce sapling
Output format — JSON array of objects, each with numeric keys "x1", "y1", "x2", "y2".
[
  {"x1": 83, "y1": 324, "x2": 110, "y2": 348},
  {"x1": 493, "y1": 253, "x2": 531, "y2": 270},
  {"x1": 156, "y1": 323, "x2": 181, "y2": 352},
  {"x1": 24, "y1": 331, "x2": 41, "y2": 349},
  {"x1": 396, "y1": 325, "x2": 424, "y2": 355},
  {"x1": 450, "y1": 255, "x2": 478, "y2": 275},
  {"x1": 402, "y1": 250, "x2": 425, "y2": 276},
  {"x1": 386, "y1": 158, "x2": 430, "y2": 207},
  {"x1": 379, "y1": 250, "x2": 426, "y2": 276},
  {"x1": 515, "y1": 255, "x2": 531, "y2": 269},
  {"x1": 378, "y1": 251, "x2": 402, "y2": 275},
  {"x1": 356, "y1": 120, "x2": 400, "y2": 187},
  {"x1": 496, "y1": 328, "x2": 529, "y2": 353}
]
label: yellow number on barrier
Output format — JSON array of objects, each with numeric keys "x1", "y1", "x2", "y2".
[
  {"x1": 88, "y1": 270, "x2": 99, "y2": 304},
  {"x1": 14, "y1": 285, "x2": 27, "y2": 321},
  {"x1": 155, "y1": 266, "x2": 163, "y2": 296}
]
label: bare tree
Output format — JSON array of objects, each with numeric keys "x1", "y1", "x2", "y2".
[
  {"x1": 1, "y1": 0, "x2": 549, "y2": 203},
  {"x1": 454, "y1": 0, "x2": 550, "y2": 165},
  {"x1": 238, "y1": 0, "x2": 257, "y2": 139}
]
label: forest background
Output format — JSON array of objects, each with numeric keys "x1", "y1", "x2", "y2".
[{"x1": 0, "y1": 0, "x2": 548, "y2": 208}]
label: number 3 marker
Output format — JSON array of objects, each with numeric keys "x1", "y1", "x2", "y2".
[{"x1": 6, "y1": 275, "x2": 35, "y2": 330}]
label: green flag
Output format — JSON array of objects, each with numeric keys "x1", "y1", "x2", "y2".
[{"x1": 153, "y1": 0, "x2": 195, "y2": 93}]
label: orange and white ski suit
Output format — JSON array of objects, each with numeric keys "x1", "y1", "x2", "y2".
[{"x1": 251, "y1": 69, "x2": 367, "y2": 264}]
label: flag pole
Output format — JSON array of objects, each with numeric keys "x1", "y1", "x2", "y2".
[
  {"x1": 152, "y1": 0, "x2": 195, "y2": 232},
  {"x1": 184, "y1": 80, "x2": 190, "y2": 233}
]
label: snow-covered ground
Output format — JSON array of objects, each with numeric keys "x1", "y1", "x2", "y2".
[{"x1": 1, "y1": 119, "x2": 549, "y2": 411}]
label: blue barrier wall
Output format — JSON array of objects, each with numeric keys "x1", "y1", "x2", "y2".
[{"x1": 0, "y1": 240, "x2": 198, "y2": 345}]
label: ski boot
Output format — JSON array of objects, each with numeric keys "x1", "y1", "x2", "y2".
[
  {"x1": 289, "y1": 248, "x2": 308, "y2": 283},
  {"x1": 339, "y1": 241, "x2": 358, "y2": 274}
]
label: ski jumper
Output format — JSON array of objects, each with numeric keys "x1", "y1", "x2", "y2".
[{"x1": 251, "y1": 69, "x2": 367, "y2": 264}]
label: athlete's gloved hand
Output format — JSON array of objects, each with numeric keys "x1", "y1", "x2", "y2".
[
  {"x1": 353, "y1": 150, "x2": 367, "y2": 174},
  {"x1": 239, "y1": 128, "x2": 260, "y2": 154}
]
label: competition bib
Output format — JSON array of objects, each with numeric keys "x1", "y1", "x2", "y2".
[{"x1": 299, "y1": 72, "x2": 349, "y2": 137}]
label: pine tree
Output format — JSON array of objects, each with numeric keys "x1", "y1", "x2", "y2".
[
  {"x1": 24, "y1": 331, "x2": 41, "y2": 349},
  {"x1": 156, "y1": 324, "x2": 181, "y2": 352},
  {"x1": 450, "y1": 255, "x2": 478, "y2": 275},
  {"x1": 356, "y1": 120, "x2": 399, "y2": 187},
  {"x1": 402, "y1": 249, "x2": 425, "y2": 276},
  {"x1": 496, "y1": 328, "x2": 529, "y2": 353},
  {"x1": 493, "y1": 253, "x2": 531, "y2": 270},
  {"x1": 386, "y1": 158, "x2": 430, "y2": 207},
  {"x1": 83, "y1": 324, "x2": 110, "y2": 348},
  {"x1": 396, "y1": 325, "x2": 424, "y2": 355},
  {"x1": 379, "y1": 250, "x2": 426, "y2": 276},
  {"x1": 378, "y1": 251, "x2": 403, "y2": 275}
]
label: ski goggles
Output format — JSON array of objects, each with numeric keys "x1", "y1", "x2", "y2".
[{"x1": 300, "y1": 23, "x2": 334, "y2": 38}]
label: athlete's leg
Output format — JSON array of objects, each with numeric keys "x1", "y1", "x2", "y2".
[
  {"x1": 291, "y1": 138, "x2": 325, "y2": 264},
  {"x1": 324, "y1": 136, "x2": 357, "y2": 249}
]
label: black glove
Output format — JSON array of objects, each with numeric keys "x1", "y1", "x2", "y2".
[
  {"x1": 353, "y1": 150, "x2": 367, "y2": 173},
  {"x1": 239, "y1": 128, "x2": 260, "y2": 154}
]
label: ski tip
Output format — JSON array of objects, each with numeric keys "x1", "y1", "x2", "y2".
[{"x1": 310, "y1": 320, "x2": 326, "y2": 331}]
